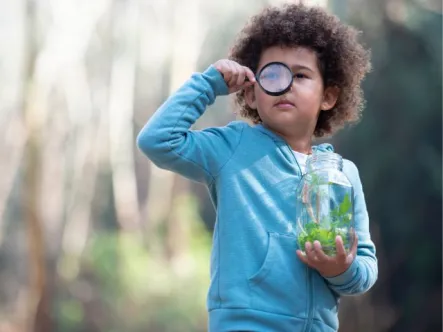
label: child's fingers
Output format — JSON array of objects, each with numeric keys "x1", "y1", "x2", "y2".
[
  {"x1": 221, "y1": 63, "x2": 233, "y2": 83},
  {"x1": 236, "y1": 66, "x2": 246, "y2": 87},
  {"x1": 244, "y1": 66, "x2": 256, "y2": 83},
  {"x1": 296, "y1": 250, "x2": 308, "y2": 264},
  {"x1": 297, "y1": 248, "x2": 316, "y2": 269},
  {"x1": 305, "y1": 242, "x2": 319, "y2": 264},
  {"x1": 213, "y1": 60, "x2": 255, "y2": 90},
  {"x1": 335, "y1": 235, "x2": 347, "y2": 262},
  {"x1": 227, "y1": 62, "x2": 239, "y2": 87},
  {"x1": 313, "y1": 241, "x2": 329, "y2": 263}
]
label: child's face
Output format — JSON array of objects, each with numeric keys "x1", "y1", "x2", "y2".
[{"x1": 245, "y1": 46, "x2": 338, "y2": 139}]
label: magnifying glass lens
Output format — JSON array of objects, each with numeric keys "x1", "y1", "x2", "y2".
[{"x1": 258, "y1": 63, "x2": 293, "y2": 95}]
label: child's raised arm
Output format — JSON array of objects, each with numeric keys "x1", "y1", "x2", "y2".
[{"x1": 136, "y1": 60, "x2": 255, "y2": 184}]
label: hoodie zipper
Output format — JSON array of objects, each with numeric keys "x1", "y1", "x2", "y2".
[
  {"x1": 282, "y1": 141, "x2": 314, "y2": 332},
  {"x1": 255, "y1": 124, "x2": 315, "y2": 331}
]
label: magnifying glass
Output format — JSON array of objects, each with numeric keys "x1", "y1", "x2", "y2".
[{"x1": 254, "y1": 62, "x2": 295, "y2": 96}]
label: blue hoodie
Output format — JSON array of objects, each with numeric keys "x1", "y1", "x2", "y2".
[{"x1": 137, "y1": 65, "x2": 378, "y2": 332}]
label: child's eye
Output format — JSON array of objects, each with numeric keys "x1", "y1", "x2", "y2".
[
  {"x1": 295, "y1": 73, "x2": 307, "y2": 79},
  {"x1": 263, "y1": 73, "x2": 279, "y2": 80}
]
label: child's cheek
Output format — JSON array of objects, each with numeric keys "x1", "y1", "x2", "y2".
[{"x1": 256, "y1": 89, "x2": 275, "y2": 108}]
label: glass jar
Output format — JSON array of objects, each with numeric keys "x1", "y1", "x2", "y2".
[{"x1": 294, "y1": 150, "x2": 355, "y2": 256}]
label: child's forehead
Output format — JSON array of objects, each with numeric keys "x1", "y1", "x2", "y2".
[{"x1": 257, "y1": 46, "x2": 319, "y2": 71}]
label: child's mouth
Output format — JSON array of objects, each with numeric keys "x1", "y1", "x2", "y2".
[{"x1": 275, "y1": 101, "x2": 295, "y2": 109}]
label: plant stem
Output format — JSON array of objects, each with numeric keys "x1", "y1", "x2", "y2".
[{"x1": 302, "y1": 184, "x2": 318, "y2": 223}]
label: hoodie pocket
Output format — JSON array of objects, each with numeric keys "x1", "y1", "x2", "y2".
[{"x1": 248, "y1": 232, "x2": 307, "y2": 317}]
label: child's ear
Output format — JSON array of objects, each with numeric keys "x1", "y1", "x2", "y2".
[
  {"x1": 321, "y1": 86, "x2": 340, "y2": 111},
  {"x1": 244, "y1": 85, "x2": 257, "y2": 109}
]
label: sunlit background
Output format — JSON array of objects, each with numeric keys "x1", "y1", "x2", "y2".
[{"x1": 0, "y1": 0, "x2": 441, "y2": 331}]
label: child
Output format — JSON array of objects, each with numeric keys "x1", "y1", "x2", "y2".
[{"x1": 137, "y1": 3, "x2": 377, "y2": 332}]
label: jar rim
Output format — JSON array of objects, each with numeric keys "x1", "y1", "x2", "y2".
[{"x1": 306, "y1": 151, "x2": 343, "y2": 172}]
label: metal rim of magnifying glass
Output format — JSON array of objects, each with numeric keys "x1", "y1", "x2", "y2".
[{"x1": 256, "y1": 61, "x2": 294, "y2": 97}]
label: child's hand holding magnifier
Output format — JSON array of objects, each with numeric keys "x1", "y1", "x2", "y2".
[
  {"x1": 213, "y1": 59, "x2": 256, "y2": 94},
  {"x1": 214, "y1": 59, "x2": 304, "y2": 97}
]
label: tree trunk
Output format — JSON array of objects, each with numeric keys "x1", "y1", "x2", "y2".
[
  {"x1": 23, "y1": 0, "x2": 50, "y2": 329},
  {"x1": 108, "y1": 0, "x2": 141, "y2": 233}
]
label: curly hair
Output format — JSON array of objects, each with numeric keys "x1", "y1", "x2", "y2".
[{"x1": 229, "y1": 3, "x2": 371, "y2": 137}]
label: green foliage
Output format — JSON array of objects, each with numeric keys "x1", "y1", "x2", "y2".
[
  {"x1": 298, "y1": 194, "x2": 352, "y2": 255},
  {"x1": 55, "y1": 194, "x2": 212, "y2": 332},
  {"x1": 298, "y1": 224, "x2": 349, "y2": 256},
  {"x1": 330, "y1": 193, "x2": 352, "y2": 227},
  {"x1": 59, "y1": 300, "x2": 84, "y2": 330}
]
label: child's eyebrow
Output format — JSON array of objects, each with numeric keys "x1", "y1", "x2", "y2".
[{"x1": 290, "y1": 64, "x2": 315, "y2": 73}]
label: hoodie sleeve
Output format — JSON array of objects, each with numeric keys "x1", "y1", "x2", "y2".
[
  {"x1": 136, "y1": 65, "x2": 244, "y2": 184},
  {"x1": 324, "y1": 160, "x2": 378, "y2": 295}
]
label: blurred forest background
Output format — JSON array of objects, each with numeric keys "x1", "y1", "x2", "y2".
[{"x1": 0, "y1": 0, "x2": 441, "y2": 331}]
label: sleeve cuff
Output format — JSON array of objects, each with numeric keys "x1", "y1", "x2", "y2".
[
  {"x1": 325, "y1": 258, "x2": 358, "y2": 286},
  {"x1": 202, "y1": 65, "x2": 229, "y2": 96}
]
